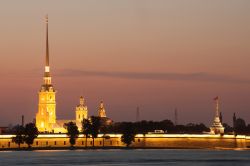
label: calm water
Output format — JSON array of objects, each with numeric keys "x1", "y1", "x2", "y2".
[{"x1": 0, "y1": 149, "x2": 250, "y2": 166}]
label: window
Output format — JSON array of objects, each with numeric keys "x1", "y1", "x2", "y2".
[{"x1": 41, "y1": 122, "x2": 44, "y2": 128}]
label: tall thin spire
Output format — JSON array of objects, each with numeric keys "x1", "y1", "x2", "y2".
[
  {"x1": 174, "y1": 108, "x2": 178, "y2": 126},
  {"x1": 215, "y1": 96, "x2": 219, "y2": 118},
  {"x1": 43, "y1": 15, "x2": 51, "y2": 85},
  {"x1": 46, "y1": 14, "x2": 49, "y2": 67},
  {"x1": 136, "y1": 107, "x2": 140, "y2": 122}
]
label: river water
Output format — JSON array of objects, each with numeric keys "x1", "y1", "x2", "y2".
[{"x1": 0, "y1": 149, "x2": 250, "y2": 166}]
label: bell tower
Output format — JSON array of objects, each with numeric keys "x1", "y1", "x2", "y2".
[
  {"x1": 98, "y1": 101, "x2": 107, "y2": 118},
  {"x1": 75, "y1": 96, "x2": 88, "y2": 123},
  {"x1": 36, "y1": 15, "x2": 56, "y2": 132}
]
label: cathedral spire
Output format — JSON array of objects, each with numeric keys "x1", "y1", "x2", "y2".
[
  {"x1": 46, "y1": 15, "x2": 49, "y2": 67},
  {"x1": 43, "y1": 15, "x2": 51, "y2": 85}
]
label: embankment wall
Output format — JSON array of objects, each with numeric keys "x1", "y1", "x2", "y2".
[{"x1": 0, "y1": 134, "x2": 249, "y2": 149}]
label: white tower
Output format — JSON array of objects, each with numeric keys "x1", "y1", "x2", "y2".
[{"x1": 210, "y1": 96, "x2": 224, "y2": 134}]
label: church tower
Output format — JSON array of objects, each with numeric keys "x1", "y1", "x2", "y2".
[
  {"x1": 75, "y1": 96, "x2": 88, "y2": 123},
  {"x1": 98, "y1": 101, "x2": 107, "y2": 118},
  {"x1": 36, "y1": 15, "x2": 56, "y2": 132}
]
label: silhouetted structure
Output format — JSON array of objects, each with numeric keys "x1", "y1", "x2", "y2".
[
  {"x1": 233, "y1": 113, "x2": 237, "y2": 130},
  {"x1": 210, "y1": 96, "x2": 224, "y2": 134},
  {"x1": 21, "y1": 115, "x2": 24, "y2": 127},
  {"x1": 136, "y1": 107, "x2": 140, "y2": 122},
  {"x1": 174, "y1": 108, "x2": 178, "y2": 126},
  {"x1": 219, "y1": 112, "x2": 223, "y2": 123}
]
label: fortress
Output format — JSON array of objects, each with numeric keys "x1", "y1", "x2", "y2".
[
  {"x1": 1, "y1": 17, "x2": 249, "y2": 150},
  {"x1": 35, "y1": 16, "x2": 110, "y2": 133}
]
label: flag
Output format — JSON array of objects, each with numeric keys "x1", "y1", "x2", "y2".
[{"x1": 214, "y1": 96, "x2": 219, "y2": 101}]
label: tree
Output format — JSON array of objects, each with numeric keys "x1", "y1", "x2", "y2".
[
  {"x1": 223, "y1": 123, "x2": 233, "y2": 133},
  {"x1": 82, "y1": 118, "x2": 91, "y2": 147},
  {"x1": 64, "y1": 122, "x2": 79, "y2": 147},
  {"x1": 100, "y1": 125, "x2": 109, "y2": 147},
  {"x1": 12, "y1": 125, "x2": 25, "y2": 148},
  {"x1": 235, "y1": 118, "x2": 247, "y2": 134},
  {"x1": 90, "y1": 116, "x2": 101, "y2": 147},
  {"x1": 121, "y1": 122, "x2": 137, "y2": 147},
  {"x1": 24, "y1": 123, "x2": 38, "y2": 148}
]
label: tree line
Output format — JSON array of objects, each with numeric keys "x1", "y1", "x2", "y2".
[
  {"x1": 10, "y1": 115, "x2": 250, "y2": 149},
  {"x1": 12, "y1": 123, "x2": 38, "y2": 149}
]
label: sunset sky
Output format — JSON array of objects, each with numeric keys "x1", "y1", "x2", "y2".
[{"x1": 0, "y1": 0, "x2": 250, "y2": 126}]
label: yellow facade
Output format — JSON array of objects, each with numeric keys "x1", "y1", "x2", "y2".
[
  {"x1": 35, "y1": 16, "x2": 105, "y2": 134},
  {"x1": 98, "y1": 101, "x2": 107, "y2": 118},
  {"x1": 36, "y1": 86, "x2": 56, "y2": 132},
  {"x1": 75, "y1": 96, "x2": 88, "y2": 123},
  {"x1": 35, "y1": 16, "x2": 56, "y2": 133},
  {"x1": 1, "y1": 134, "x2": 249, "y2": 149}
]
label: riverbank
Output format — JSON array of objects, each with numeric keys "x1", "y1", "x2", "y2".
[
  {"x1": 1, "y1": 146, "x2": 250, "y2": 151},
  {"x1": 1, "y1": 134, "x2": 250, "y2": 150}
]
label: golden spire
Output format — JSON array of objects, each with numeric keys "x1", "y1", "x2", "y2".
[
  {"x1": 46, "y1": 14, "x2": 49, "y2": 67},
  {"x1": 43, "y1": 15, "x2": 51, "y2": 85}
]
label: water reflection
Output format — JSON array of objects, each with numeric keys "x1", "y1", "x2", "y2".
[{"x1": 0, "y1": 149, "x2": 250, "y2": 166}]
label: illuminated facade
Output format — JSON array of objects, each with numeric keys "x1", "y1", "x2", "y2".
[
  {"x1": 36, "y1": 16, "x2": 56, "y2": 132},
  {"x1": 98, "y1": 101, "x2": 107, "y2": 118},
  {"x1": 76, "y1": 96, "x2": 88, "y2": 123},
  {"x1": 35, "y1": 16, "x2": 108, "y2": 133}
]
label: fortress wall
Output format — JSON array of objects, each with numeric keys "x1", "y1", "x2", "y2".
[
  {"x1": 0, "y1": 134, "x2": 248, "y2": 149},
  {"x1": 133, "y1": 137, "x2": 242, "y2": 149},
  {"x1": 245, "y1": 136, "x2": 250, "y2": 147},
  {"x1": 133, "y1": 134, "x2": 249, "y2": 149},
  {"x1": 132, "y1": 134, "x2": 247, "y2": 149},
  {"x1": 0, "y1": 134, "x2": 123, "y2": 149}
]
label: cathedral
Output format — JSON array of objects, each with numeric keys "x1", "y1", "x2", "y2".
[{"x1": 35, "y1": 16, "x2": 110, "y2": 133}]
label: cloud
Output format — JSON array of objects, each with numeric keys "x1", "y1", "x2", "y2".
[{"x1": 55, "y1": 69, "x2": 250, "y2": 84}]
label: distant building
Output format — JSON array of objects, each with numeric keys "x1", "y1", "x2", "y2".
[
  {"x1": 98, "y1": 101, "x2": 107, "y2": 118},
  {"x1": 0, "y1": 127, "x2": 8, "y2": 134},
  {"x1": 35, "y1": 16, "x2": 110, "y2": 133},
  {"x1": 98, "y1": 101, "x2": 113, "y2": 125},
  {"x1": 210, "y1": 97, "x2": 224, "y2": 134},
  {"x1": 75, "y1": 96, "x2": 88, "y2": 123},
  {"x1": 52, "y1": 96, "x2": 89, "y2": 133}
]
